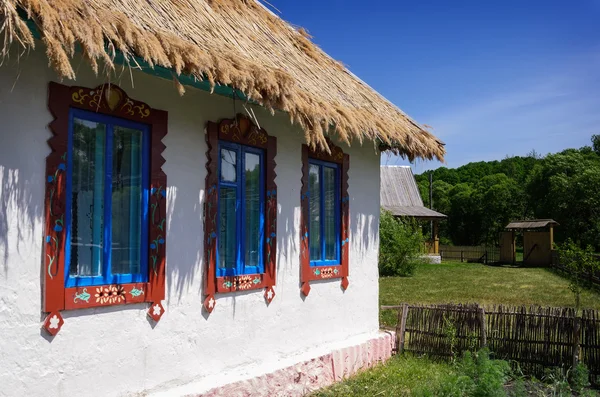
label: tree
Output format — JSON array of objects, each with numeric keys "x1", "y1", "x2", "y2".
[
  {"x1": 474, "y1": 174, "x2": 526, "y2": 244},
  {"x1": 447, "y1": 183, "x2": 479, "y2": 245},
  {"x1": 527, "y1": 150, "x2": 600, "y2": 250},
  {"x1": 592, "y1": 134, "x2": 600, "y2": 156},
  {"x1": 557, "y1": 240, "x2": 600, "y2": 313}
]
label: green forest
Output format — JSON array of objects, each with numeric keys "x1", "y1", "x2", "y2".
[{"x1": 415, "y1": 135, "x2": 600, "y2": 251}]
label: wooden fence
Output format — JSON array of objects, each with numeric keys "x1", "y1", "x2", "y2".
[
  {"x1": 439, "y1": 245, "x2": 500, "y2": 264},
  {"x1": 381, "y1": 303, "x2": 600, "y2": 384}
]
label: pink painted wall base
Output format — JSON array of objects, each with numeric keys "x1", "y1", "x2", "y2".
[{"x1": 197, "y1": 332, "x2": 394, "y2": 397}]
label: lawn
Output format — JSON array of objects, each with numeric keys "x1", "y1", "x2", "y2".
[
  {"x1": 380, "y1": 261, "x2": 600, "y2": 327},
  {"x1": 311, "y1": 352, "x2": 600, "y2": 397},
  {"x1": 310, "y1": 354, "x2": 458, "y2": 397}
]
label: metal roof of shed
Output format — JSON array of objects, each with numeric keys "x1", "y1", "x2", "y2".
[
  {"x1": 380, "y1": 166, "x2": 447, "y2": 219},
  {"x1": 505, "y1": 219, "x2": 559, "y2": 230}
]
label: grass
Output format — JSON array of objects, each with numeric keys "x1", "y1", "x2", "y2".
[
  {"x1": 310, "y1": 354, "x2": 457, "y2": 397},
  {"x1": 380, "y1": 261, "x2": 600, "y2": 327},
  {"x1": 311, "y1": 353, "x2": 600, "y2": 397}
]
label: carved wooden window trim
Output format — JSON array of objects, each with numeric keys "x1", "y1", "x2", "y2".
[
  {"x1": 42, "y1": 82, "x2": 168, "y2": 335},
  {"x1": 300, "y1": 140, "x2": 350, "y2": 296},
  {"x1": 203, "y1": 115, "x2": 277, "y2": 313}
]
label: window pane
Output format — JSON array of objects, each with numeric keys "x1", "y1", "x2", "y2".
[
  {"x1": 308, "y1": 164, "x2": 321, "y2": 261},
  {"x1": 324, "y1": 167, "x2": 337, "y2": 260},
  {"x1": 111, "y1": 126, "x2": 144, "y2": 275},
  {"x1": 220, "y1": 148, "x2": 237, "y2": 182},
  {"x1": 219, "y1": 187, "x2": 237, "y2": 269},
  {"x1": 70, "y1": 118, "x2": 106, "y2": 277},
  {"x1": 245, "y1": 152, "x2": 261, "y2": 269}
]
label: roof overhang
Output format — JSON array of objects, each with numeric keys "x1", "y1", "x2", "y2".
[
  {"x1": 505, "y1": 219, "x2": 559, "y2": 230},
  {"x1": 6, "y1": 1, "x2": 445, "y2": 161},
  {"x1": 382, "y1": 205, "x2": 447, "y2": 220}
]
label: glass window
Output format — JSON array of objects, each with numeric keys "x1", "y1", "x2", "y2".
[
  {"x1": 219, "y1": 187, "x2": 237, "y2": 270},
  {"x1": 69, "y1": 118, "x2": 106, "y2": 277},
  {"x1": 323, "y1": 167, "x2": 337, "y2": 260},
  {"x1": 244, "y1": 152, "x2": 261, "y2": 269},
  {"x1": 220, "y1": 148, "x2": 237, "y2": 182},
  {"x1": 308, "y1": 160, "x2": 340, "y2": 265},
  {"x1": 217, "y1": 143, "x2": 264, "y2": 276},
  {"x1": 66, "y1": 109, "x2": 149, "y2": 287},
  {"x1": 308, "y1": 164, "x2": 320, "y2": 260},
  {"x1": 111, "y1": 126, "x2": 144, "y2": 275}
]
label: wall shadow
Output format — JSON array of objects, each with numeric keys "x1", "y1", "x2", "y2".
[{"x1": 0, "y1": 165, "x2": 43, "y2": 278}]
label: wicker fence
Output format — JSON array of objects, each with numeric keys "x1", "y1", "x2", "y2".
[
  {"x1": 439, "y1": 245, "x2": 500, "y2": 264},
  {"x1": 381, "y1": 303, "x2": 600, "y2": 384}
]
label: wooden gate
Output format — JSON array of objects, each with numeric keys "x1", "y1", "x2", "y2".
[
  {"x1": 523, "y1": 231, "x2": 552, "y2": 266},
  {"x1": 499, "y1": 231, "x2": 515, "y2": 264}
]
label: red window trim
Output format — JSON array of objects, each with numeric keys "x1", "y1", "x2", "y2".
[
  {"x1": 300, "y1": 140, "x2": 350, "y2": 296},
  {"x1": 42, "y1": 82, "x2": 168, "y2": 336},
  {"x1": 203, "y1": 115, "x2": 277, "y2": 313}
]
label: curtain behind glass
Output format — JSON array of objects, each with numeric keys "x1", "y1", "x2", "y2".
[
  {"x1": 244, "y1": 153, "x2": 261, "y2": 269},
  {"x1": 70, "y1": 118, "x2": 106, "y2": 277},
  {"x1": 219, "y1": 187, "x2": 237, "y2": 270},
  {"x1": 308, "y1": 164, "x2": 321, "y2": 260},
  {"x1": 111, "y1": 126, "x2": 143, "y2": 275},
  {"x1": 323, "y1": 167, "x2": 337, "y2": 260}
]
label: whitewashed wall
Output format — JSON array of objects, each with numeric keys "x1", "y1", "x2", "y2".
[{"x1": 0, "y1": 49, "x2": 381, "y2": 397}]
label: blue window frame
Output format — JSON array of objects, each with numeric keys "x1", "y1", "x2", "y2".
[
  {"x1": 65, "y1": 108, "x2": 150, "y2": 287},
  {"x1": 217, "y1": 142, "x2": 265, "y2": 276},
  {"x1": 308, "y1": 159, "x2": 340, "y2": 266}
]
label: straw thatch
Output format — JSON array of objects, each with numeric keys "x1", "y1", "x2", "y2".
[{"x1": 0, "y1": 0, "x2": 445, "y2": 161}]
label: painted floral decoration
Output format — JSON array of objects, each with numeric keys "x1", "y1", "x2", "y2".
[{"x1": 95, "y1": 285, "x2": 126, "y2": 304}]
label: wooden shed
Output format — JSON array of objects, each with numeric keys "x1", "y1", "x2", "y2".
[
  {"x1": 501, "y1": 219, "x2": 559, "y2": 266},
  {"x1": 380, "y1": 166, "x2": 447, "y2": 255}
]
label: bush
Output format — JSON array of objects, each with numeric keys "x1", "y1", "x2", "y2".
[
  {"x1": 414, "y1": 349, "x2": 511, "y2": 397},
  {"x1": 457, "y1": 350, "x2": 511, "y2": 397},
  {"x1": 379, "y1": 210, "x2": 425, "y2": 277},
  {"x1": 570, "y1": 363, "x2": 591, "y2": 394}
]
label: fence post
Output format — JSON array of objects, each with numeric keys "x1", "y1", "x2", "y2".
[
  {"x1": 573, "y1": 315, "x2": 581, "y2": 369},
  {"x1": 478, "y1": 307, "x2": 487, "y2": 348},
  {"x1": 461, "y1": 251, "x2": 464, "y2": 263},
  {"x1": 398, "y1": 303, "x2": 409, "y2": 354},
  {"x1": 395, "y1": 307, "x2": 402, "y2": 353}
]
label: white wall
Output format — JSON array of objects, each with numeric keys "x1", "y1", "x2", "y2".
[{"x1": 0, "y1": 49, "x2": 381, "y2": 397}]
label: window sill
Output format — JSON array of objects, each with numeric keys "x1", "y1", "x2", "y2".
[
  {"x1": 306, "y1": 264, "x2": 343, "y2": 281},
  {"x1": 64, "y1": 282, "x2": 150, "y2": 310},
  {"x1": 216, "y1": 275, "x2": 266, "y2": 293}
]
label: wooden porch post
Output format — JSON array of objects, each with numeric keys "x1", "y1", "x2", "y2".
[{"x1": 433, "y1": 220, "x2": 440, "y2": 255}]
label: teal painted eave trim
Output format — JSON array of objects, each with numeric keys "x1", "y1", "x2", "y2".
[{"x1": 22, "y1": 14, "x2": 252, "y2": 102}]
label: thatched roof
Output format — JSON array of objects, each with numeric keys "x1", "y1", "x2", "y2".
[
  {"x1": 1, "y1": 0, "x2": 445, "y2": 161},
  {"x1": 505, "y1": 220, "x2": 558, "y2": 230},
  {"x1": 380, "y1": 166, "x2": 447, "y2": 220}
]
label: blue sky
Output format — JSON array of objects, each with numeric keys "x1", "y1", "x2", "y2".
[{"x1": 272, "y1": 0, "x2": 600, "y2": 172}]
